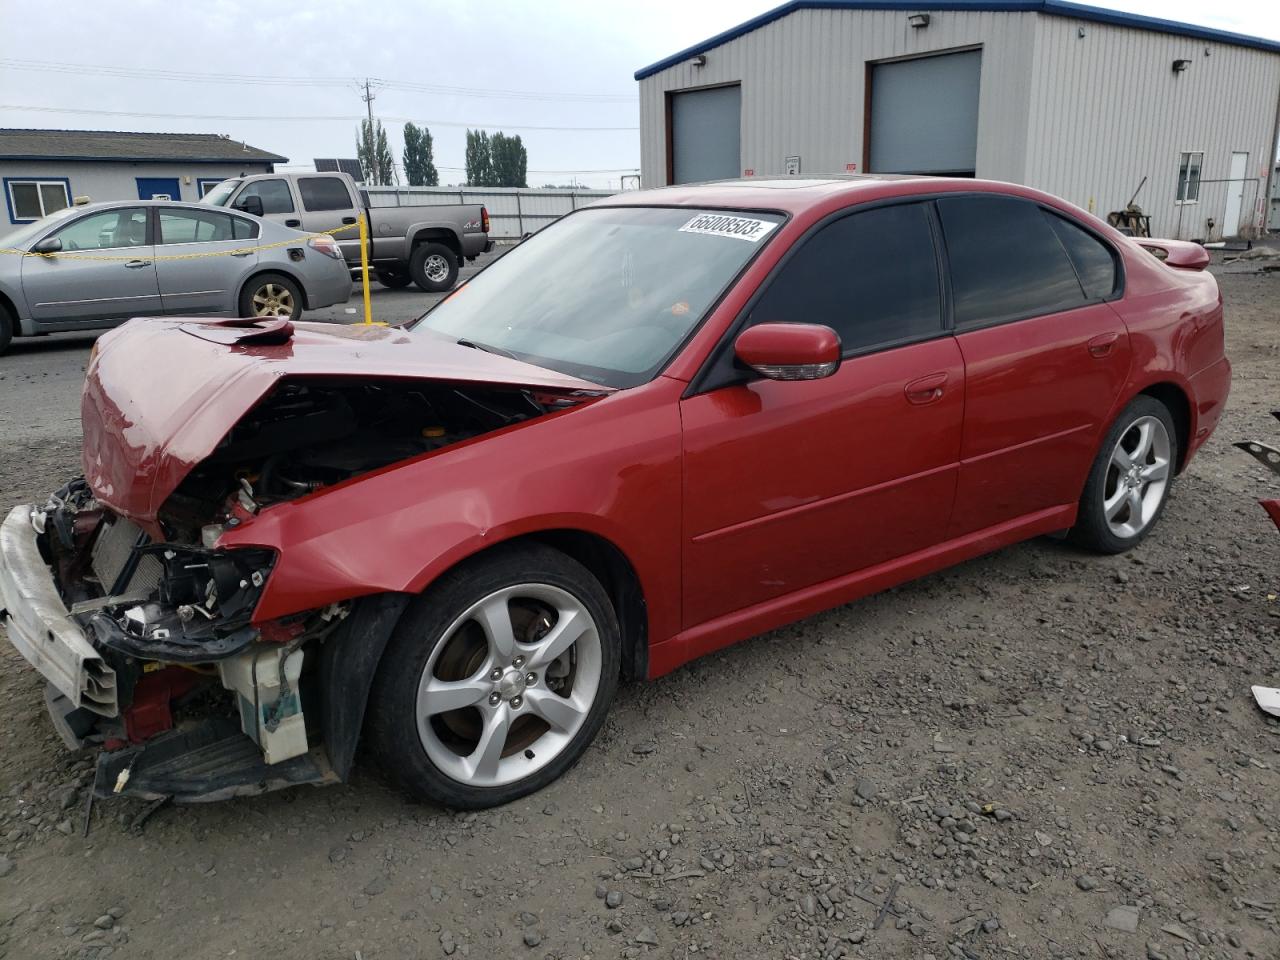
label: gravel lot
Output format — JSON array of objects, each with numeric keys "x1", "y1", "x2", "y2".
[{"x1": 0, "y1": 259, "x2": 1278, "y2": 960}]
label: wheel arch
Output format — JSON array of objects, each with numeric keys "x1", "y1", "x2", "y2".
[
  {"x1": 408, "y1": 226, "x2": 462, "y2": 259},
  {"x1": 1136, "y1": 380, "x2": 1193, "y2": 473},
  {"x1": 0, "y1": 286, "x2": 21, "y2": 338}
]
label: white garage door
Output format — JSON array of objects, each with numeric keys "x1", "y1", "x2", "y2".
[
  {"x1": 671, "y1": 85, "x2": 741, "y2": 184},
  {"x1": 870, "y1": 50, "x2": 982, "y2": 176}
]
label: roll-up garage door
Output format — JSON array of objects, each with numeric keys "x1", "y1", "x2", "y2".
[
  {"x1": 671, "y1": 85, "x2": 741, "y2": 184},
  {"x1": 870, "y1": 50, "x2": 981, "y2": 176}
]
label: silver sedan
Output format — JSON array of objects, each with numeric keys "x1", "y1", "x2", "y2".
[{"x1": 0, "y1": 200, "x2": 353, "y2": 354}]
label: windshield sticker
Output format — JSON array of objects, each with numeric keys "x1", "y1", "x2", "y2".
[{"x1": 678, "y1": 214, "x2": 777, "y2": 243}]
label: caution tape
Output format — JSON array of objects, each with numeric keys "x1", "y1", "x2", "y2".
[{"x1": 0, "y1": 221, "x2": 360, "y2": 263}]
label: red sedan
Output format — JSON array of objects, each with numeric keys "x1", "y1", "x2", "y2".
[{"x1": 0, "y1": 177, "x2": 1230, "y2": 809}]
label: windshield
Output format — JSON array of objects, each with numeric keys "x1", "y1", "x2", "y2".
[
  {"x1": 200, "y1": 180, "x2": 241, "y2": 207},
  {"x1": 411, "y1": 206, "x2": 784, "y2": 388}
]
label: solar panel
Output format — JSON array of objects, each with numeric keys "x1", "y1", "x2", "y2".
[{"x1": 314, "y1": 158, "x2": 365, "y2": 183}]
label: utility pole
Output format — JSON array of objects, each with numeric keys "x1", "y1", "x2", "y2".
[
  {"x1": 360, "y1": 79, "x2": 380, "y2": 185},
  {"x1": 362, "y1": 78, "x2": 376, "y2": 128}
]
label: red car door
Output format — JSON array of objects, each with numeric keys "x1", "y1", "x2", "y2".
[
  {"x1": 679, "y1": 201, "x2": 965, "y2": 630},
  {"x1": 935, "y1": 196, "x2": 1131, "y2": 537}
]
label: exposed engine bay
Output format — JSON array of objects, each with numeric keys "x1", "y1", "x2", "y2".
[{"x1": 27, "y1": 377, "x2": 557, "y2": 803}]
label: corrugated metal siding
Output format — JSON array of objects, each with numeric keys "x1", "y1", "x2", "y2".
[
  {"x1": 637, "y1": 8, "x2": 1038, "y2": 187},
  {"x1": 1025, "y1": 15, "x2": 1280, "y2": 239},
  {"x1": 363, "y1": 186, "x2": 615, "y2": 238}
]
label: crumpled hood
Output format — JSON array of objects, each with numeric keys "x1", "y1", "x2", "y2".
[{"x1": 81, "y1": 318, "x2": 609, "y2": 527}]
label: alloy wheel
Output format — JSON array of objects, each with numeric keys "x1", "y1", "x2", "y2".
[
  {"x1": 1103, "y1": 414, "x2": 1172, "y2": 539},
  {"x1": 250, "y1": 283, "x2": 295, "y2": 317},
  {"x1": 415, "y1": 583, "x2": 602, "y2": 787}
]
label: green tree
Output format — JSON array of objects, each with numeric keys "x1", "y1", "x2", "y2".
[
  {"x1": 489, "y1": 132, "x2": 528, "y2": 188},
  {"x1": 356, "y1": 118, "x2": 396, "y2": 186},
  {"x1": 465, "y1": 129, "x2": 493, "y2": 187},
  {"x1": 402, "y1": 122, "x2": 438, "y2": 187}
]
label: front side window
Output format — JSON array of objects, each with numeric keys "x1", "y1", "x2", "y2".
[
  {"x1": 7, "y1": 179, "x2": 71, "y2": 222},
  {"x1": 238, "y1": 178, "x2": 294, "y2": 214},
  {"x1": 298, "y1": 177, "x2": 352, "y2": 212},
  {"x1": 747, "y1": 202, "x2": 942, "y2": 354},
  {"x1": 1044, "y1": 211, "x2": 1118, "y2": 300},
  {"x1": 1176, "y1": 151, "x2": 1203, "y2": 203},
  {"x1": 412, "y1": 206, "x2": 784, "y2": 388},
  {"x1": 51, "y1": 208, "x2": 147, "y2": 250},
  {"x1": 938, "y1": 195, "x2": 1086, "y2": 329},
  {"x1": 158, "y1": 208, "x2": 257, "y2": 245}
]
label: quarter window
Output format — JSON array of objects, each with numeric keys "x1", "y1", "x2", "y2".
[
  {"x1": 237, "y1": 178, "x2": 294, "y2": 214},
  {"x1": 748, "y1": 203, "x2": 943, "y2": 353},
  {"x1": 6, "y1": 179, "x2": 70, "y2": 222},
  {"x1": 51, "y1": 209, "x2": 148, "y2": 250},
  {"x1": 297, "y1": 177, "x2": 352, "y2": 212},
  {"x1": 1044, "y1": 212, "x2": 1118, "y2": 300},
  {"x1": 158, "y1": 208, "x2": 257, "y2": 245},
  {"x1": 1176, "y1": 151, "x2": 1203, "y2": 203},
  {"x1": 937, "y1": 196, "x2": 1086, "y2": 329}
]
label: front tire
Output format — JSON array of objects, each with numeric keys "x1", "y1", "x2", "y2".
[
  {"x1": 409, "y1": 242, "x2": 459, "y2": 293},
  {"x1": 376, "y1": 270, "x2": 413, "y2": 289},
  {"x1": 1070, "y1": 396, "x2": 1178, "y2": 554},
  {"x1": 0, "y1": 305, "x2": 12, "y2": 355},
  {"x1": 239, "y1": 273, "x2": 304, "y2": 321},
  {"x1": 367, "y1": 543, "x2": 620, "y2": 809}
]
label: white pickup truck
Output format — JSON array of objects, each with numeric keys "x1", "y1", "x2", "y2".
[{"x1": 202, "y1": 172, "x2": 492, "y2": 292}]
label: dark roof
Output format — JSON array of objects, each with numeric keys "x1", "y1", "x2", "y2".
[
  {"x1": 634, "y1": 0, "x2": 1280, "y2": 79},
  {"x1": 0, "y1": 129, "x2": 287, "y2": 163}
]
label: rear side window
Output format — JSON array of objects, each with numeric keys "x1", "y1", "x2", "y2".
[
  {"x1": 1044, "y1": 212, "x2": 1118, "y2": 300},
  {"x1": 298, "y1": 177, "x2": 352, "y2": 212},
  {"x1": 938, "y1": 195, "x2": 1086, "y2": 328},
  {"x1": 238, "y1": 179, "x2": 294, "y2": 214},
  {"x1": 159, "y1": 208, "x2": 258, "y2": 245},
  {"x1": 748, "y1": 202, "x2": 942, "y2": 353}
]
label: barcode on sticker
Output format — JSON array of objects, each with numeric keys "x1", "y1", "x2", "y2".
[{"x1": 679, "y1": 214, "x2": 777, "y2": 243}]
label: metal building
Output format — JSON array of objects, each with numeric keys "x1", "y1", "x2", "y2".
[{"x1": 635, "y1": 1, "x2": 1280, "y2": 240}]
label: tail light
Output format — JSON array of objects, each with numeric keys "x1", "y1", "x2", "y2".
[
  {"x1": 308, "y1": 236, "x2": 343, "y2": 260},
  {"x1": 481, "y1": 206, "x2": 490, "y2": 233}
]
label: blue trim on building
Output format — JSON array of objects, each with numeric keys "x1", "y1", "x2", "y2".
[
  {"x1": 2, "y1": 175, "x2": 72, "y2": 224},
  {"x1": 633, "y1": 0, "x2": 1280, "y2": 79}
]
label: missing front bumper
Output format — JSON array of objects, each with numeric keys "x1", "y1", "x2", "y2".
[{"x1": 0, "y1": 504, "x2": 118, "y2": 716}]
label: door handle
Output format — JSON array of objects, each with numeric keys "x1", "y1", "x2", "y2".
[
  {"x1": 1088, "y1": 332, "x2": 1120, "y2": 357},
  {"x1": 905, "y1": 372, "x2": 948, "y2": 405},
  {"x1": 124, "y1": 259, "x2": 152, "y2": 269},
  {"x1": 341, "y1": 216, "x2": 357, "y2": 225},
  {"x1": 285, "y1": 218, "x2": 301, "y2": 228},
  {"x1": 231, "y1": 250, "x2": 253, "y2": 257}
]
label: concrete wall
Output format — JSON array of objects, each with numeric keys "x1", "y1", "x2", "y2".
[
  {"x1": 1024, "y1": 15, "x2": 1280, "y2": 239},
  {"x1": 0, "y1": 160, "x2": 275, "y2": 224},
  {"x1": 637, "y1": 7, "x2": 1039, "y2": 188}
]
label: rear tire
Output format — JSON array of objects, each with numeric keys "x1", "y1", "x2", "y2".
[
  {"x1": 367, "y1": 543, "x2": 620, "y2": 809},
  {"x1": 409, "y1": 242, "x2": 459, "y2": 293},
  {"x1": 238, "y1": 273, "x2": 304, "y2": 321},
  {"x1": 0, "y1": 305, "x2": 12, "y2": 355},
  {"x1": 376, "y1": 270, "x2": 413, "y2": 289},
  {"x1": 1069, "y1": 395, "x2": 1178, "y2": 554}
]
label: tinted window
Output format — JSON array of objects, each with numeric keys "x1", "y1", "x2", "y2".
[
  {"x1": 938, "y1": 196, "x2": 1085, "y2": 328},
  {"x1": 1044, "y1": 212, "x2": 1117, "y2": 300},
  {"x1": 237, "y1": 179, "x2": 294, "y2": 214},
  {"x1": 298, "y1": 177, "x2": 352, "y2": 212},
  {"x1": 52, "y1": 209, "x2": 147, "y2": 250},
  {"x1": 748, "y1": 203, "x2": 942, "y2": 353},
  {"x1": 158, "y1": 208, "x2": 258, "y2": 245}
]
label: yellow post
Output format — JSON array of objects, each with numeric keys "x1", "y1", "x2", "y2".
[{"x1": 358, "y1": 213, "x2": 374, "y2": 325}]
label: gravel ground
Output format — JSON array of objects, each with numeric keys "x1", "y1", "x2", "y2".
[{"x1": 0, "y1": 259, "x2": 1278, "y2": 960}]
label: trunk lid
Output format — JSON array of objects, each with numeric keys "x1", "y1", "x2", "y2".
[{"x1": 81, "y1": 318, "x2": 609, "y2": 526}]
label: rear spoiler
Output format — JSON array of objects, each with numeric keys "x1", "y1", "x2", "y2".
[{"x1": 1134, "y1": 238, "x2": 1210, "y2": 271}]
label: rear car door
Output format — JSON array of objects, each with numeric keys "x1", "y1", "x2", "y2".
[
  {"x1": 154, "y1": 207, "x2": 259, "y2": 315},
  {"x1": 680, "y1": 201, "x2": 965, "y2": 629},
  {"x1": 21, "y1": 207, "x2": 161, "y2": 324},
  {"x1": 937, "y1": 194, "x2": 1130, "y2": 537},
  {"x1": 295, "y1": 176, "x2": 361, "y2": 257}
]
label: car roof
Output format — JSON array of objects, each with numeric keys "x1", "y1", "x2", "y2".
[{"x1": 590, "y1": 175, "x2": 1051, "y2": 215}]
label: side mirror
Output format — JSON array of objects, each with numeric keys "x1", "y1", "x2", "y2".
[
  {"x1": 734, "y1": 322, "x2": 841, "y2": 381},
  {"x1": 234, "y1": 195, "x2": 265, "y2": 218},
  {"x1": 31, "y1": 237, "x2": 62, "y2": 255}
]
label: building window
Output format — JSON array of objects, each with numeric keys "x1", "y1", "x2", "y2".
[
  {"x1": 1176, "y1": 151, "x2": 1203, "y2": 203},
  {"x1": 4, "y1": 178, "x2": 71, "y2": 223},
  {"x1": 197, "y1": 178, "x2": 225, "y2": 198}
]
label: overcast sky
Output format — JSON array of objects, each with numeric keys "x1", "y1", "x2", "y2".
[{"x1": 1, "y1": 0, "x2": 1276, "y2": 189}]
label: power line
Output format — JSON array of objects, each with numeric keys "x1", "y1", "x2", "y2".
[
  {"x1": 0, "y1": 58, "x2": 637, "y2": 103},
  {"x1": 0, "y1": 104, "x2": 638, "y2": 131}
]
